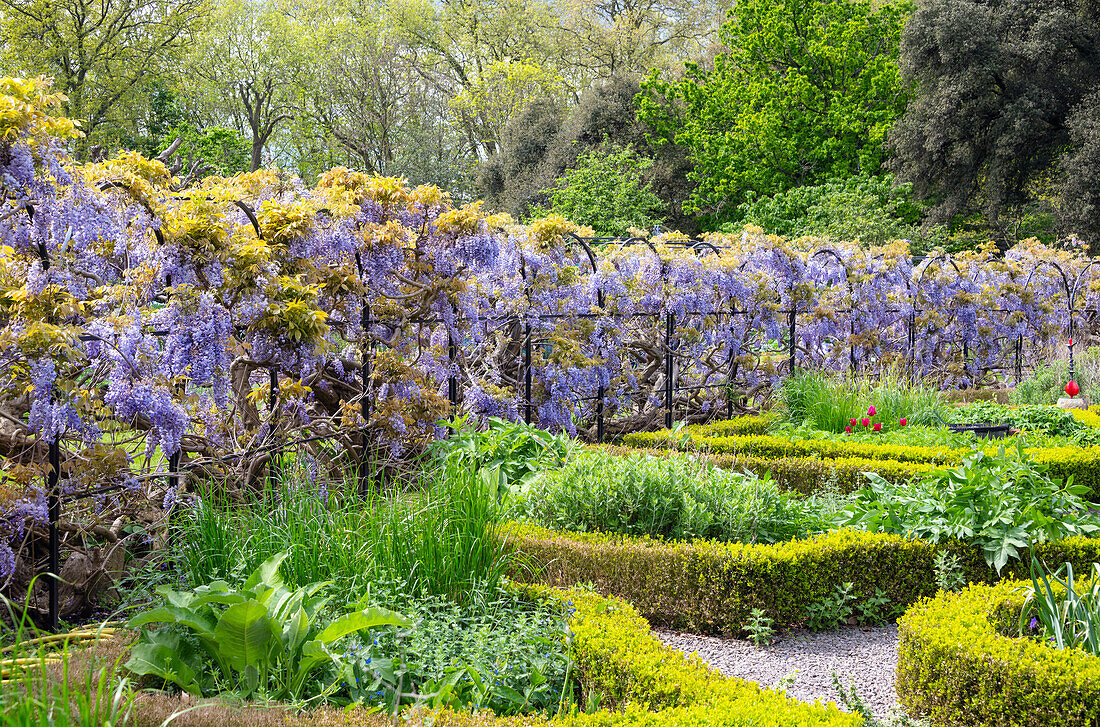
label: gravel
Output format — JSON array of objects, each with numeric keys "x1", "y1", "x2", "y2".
[{"x1": 655, "y1": 625, "x2": 900, "y2": 720}]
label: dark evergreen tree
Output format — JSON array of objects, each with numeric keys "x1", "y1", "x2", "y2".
[{"x1": 888, "y1": 0, "x2": 1100, "y2": 250}]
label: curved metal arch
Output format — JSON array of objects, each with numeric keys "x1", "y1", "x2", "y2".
[
  {"x1": 1022, "y1": 259, "x2": 1071, "y2": 300},
  {"x1": 232, "y1": 200, "x2": 263, "y2": 240},
  {"x1": 97, "y1": 180, "x2": 166, "y2": 246},
  {"x1": 1069, "y1": 260, "x2": 1100, "y2": 311},
  {"x1": 691, "y1": 241, "x2": 722, "y2": 258}
]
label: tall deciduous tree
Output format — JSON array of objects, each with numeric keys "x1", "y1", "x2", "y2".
[
  {"x1": 0, "y1": 0, "x2": 208, "y2": 158},
  {"x1": 638, "y1": 0, "x2": 910, "y2": 228},
  {"x1": 181, "y1": 0, "x2": 300, "y2": 171},
  {"x1": 888, "y1": 0, "x2": 1100, "y2": 249}
]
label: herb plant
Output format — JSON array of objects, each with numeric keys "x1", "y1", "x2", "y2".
[
  {"x1": 125, "y1": 552, "x2": 411, "y2": 700},
  {"x1": 743, "y1": 608, "x2": 776, "y2": 646},
  {"x1": 516, "y1": 450, "x2": 830, "y2": 543},
  {"x1": 841, "y1": 441, "x2": 1100, "y2": 572},
  {"x1": 1020, "y1": 555, "x2": 1100, "y2": 657}
]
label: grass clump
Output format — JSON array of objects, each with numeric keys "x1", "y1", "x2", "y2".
[{"x1": 779, "y1": 369, "x2": 946, "y2": 433}]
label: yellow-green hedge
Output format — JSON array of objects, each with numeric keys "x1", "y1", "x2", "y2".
[
  {"x1": 552, "y1": 587, "x2": 860, "y2": 726},
  {"x1": 620, "y1": 426, "x2": 1100, "y2": 498},
  {"x1": 592, "y1": 444, "x2": 933, "y2": 495},
  {"x1": 509, "y1": 523, "x2": 1100, "y2": 635},
  {"x1": 898, "y1": 581, "x2": 1100, "y2": 726}
]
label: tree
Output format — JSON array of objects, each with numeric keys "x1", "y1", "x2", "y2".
[
  {"x1": 0, "y1": 0, "x2": 208, "y2": 158},
  {"x1": 158, "y1": 123, "x2": 251, "y2": 177},
  {"x1": 180, "y1": 0, "x2": 299, "y2": 171},
  {"x1": 532, "y1": 144, "x2": 666, "y2": 235},
  {"x1": 887, "y1": 0, "x2": 1100, "y2": 250},
  {"x1": 639, "y1": 0, "x2": 911, "y2": 228},
  {"x1": 479, "y1": 74, "x2": 695, "y2": 230}
]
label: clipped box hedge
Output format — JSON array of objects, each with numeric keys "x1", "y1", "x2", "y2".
[
  {"x1": 592, "y1": 444, "x2": 933, "y2": 495},
  {"x1": 621, "y1": 424, "x2": 1100, "y2": 498},
  {"x1": 508, "y1": 522, "x2": 1100, "y2": 635},
  {"x1": 898, "y1": 581, "x2": 1100, "y2": 727}
]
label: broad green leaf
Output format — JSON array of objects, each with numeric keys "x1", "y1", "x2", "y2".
[
  {"x1": 315, "y1": 607, "x2": 412, "y2": 644},
  {"x1": 214, "y1": 599, "x2": 275, "y2": 672}
]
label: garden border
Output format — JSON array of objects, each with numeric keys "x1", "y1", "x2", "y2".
[{"x1": 898, "y1": 582, "x2": 1100, "y2": 726}]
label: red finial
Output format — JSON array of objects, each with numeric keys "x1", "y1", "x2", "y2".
[{"x1": 1066, "y1": 380, "x2": 1080, "y2": 397}]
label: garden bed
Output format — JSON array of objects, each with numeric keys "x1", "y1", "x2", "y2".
[{"x1": 898, "y1": 582, "x2": 1100, "y2": 726}]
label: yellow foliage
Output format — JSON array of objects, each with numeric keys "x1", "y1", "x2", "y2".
[
  {"x1": 82, "y1": 151, "x2": 173, "y2": 212},
  {"x1": 434, "y1": 201, "x2": 484, "y2": 236},
  {"x1": 256, "y1": 200, "x2": 314, "y2": 246},
  {"x1": 527, "y1": 215, "x2": 580, "y2": 249},
  {"x1": 0, "y1": 76, "x2": 81, "y2": 144}
]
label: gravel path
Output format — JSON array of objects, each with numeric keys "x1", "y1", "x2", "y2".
[{"x1": 656, "y1": 625, "x2": 900, "y2": 719}]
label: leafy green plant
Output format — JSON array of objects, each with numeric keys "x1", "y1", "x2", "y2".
[
  {"x1": 429, "y1": 414, "x2": 573, "y2": 502},
  {"x1": 126, "y1": 552, "x2": 411, "y2": 700},
  {"x1": 743, "y1": 608, "x2": 775, "y2": 646},
  {"x1": 806, "y1": 582, "x2": 857, "y2": 630},
  {"x1": 855, "y1": 588, "x2": 894, "y2": 626},
  {"x1": 530, "y1": 143, "x2": 665, "y2": 236},
  {"x1": 932, "y1": 551, "x2": 967, "y2": 593},
  {"x1": 340, "y1": 591, "x2": 574, "y2": 715},
  {"x1": 1020, "y1": 554, "x2": 1100, "y2": 656},
  {"x1": 841, "y1": 440, "x2": 1100, "y2": 572},
  {"x1": 516, "y1": 449, "x2": 829, "y2": 543}
]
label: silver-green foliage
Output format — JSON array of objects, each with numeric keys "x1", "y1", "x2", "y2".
[{"x1": 516, "y1": 450, "x2": 828, "y2": 543}]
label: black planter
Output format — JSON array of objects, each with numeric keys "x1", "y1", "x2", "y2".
[{"x1": 947, "y1": 422, "x2": 1012, "y2": 439}]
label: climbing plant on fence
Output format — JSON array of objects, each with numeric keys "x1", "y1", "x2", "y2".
[{"x1": 1, "y1": 77, "x2": 1098, "y2": 625}]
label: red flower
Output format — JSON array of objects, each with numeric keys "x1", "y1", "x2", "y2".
[
  {"x1": 899, "y1": 418, "x2": 908, "y2": 427},
  {"x1": 861, "y1": 417, "x2": 870, "y2": 427},
  {"x1": 844, "y1": 426, "x2": 852, "y2": 433},
  {"x1": 867, "y1": 405, "x2": 877, "y2": 417},
  {"x1": 873, "y1": 422, "x2": 882, "y2": 432},
  {"x1": 849, "y1": 418, "x2": 857, "y2": 426}
]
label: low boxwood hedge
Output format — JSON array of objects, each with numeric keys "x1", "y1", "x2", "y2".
[
  {"x1": 620, "y1": 425, "x2": 1100, "y2": 498},
  {"x1": 593, "y1": 444, "x2": 934, "y2": 495},
  {"x1": 509, "y1": 523, "x2": 1100, "y2": 635},
  {"x1": 898, "y1": 581, "x2": 1100, "y2": 727}
]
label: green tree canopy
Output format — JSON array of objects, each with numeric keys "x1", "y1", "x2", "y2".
[
  {"x1": 0, "y1": 0, "x2": 209, "y2": 159},
  {"x1": 639, "y1": 0, "x2": 911, "y2": 229},
  {"x1": 532, "y1": 143, "x2": 665, "y2": 236},
  {"x1": 887, "y1": 0, "x2": 1100, "y2": 250}
]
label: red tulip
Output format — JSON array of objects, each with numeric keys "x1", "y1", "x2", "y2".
[
  {"x1": 899, "y1": 418, "x2": 908, "y2": 427},
  {"x1": 844, "y1": 426, "x2": 852, "y2": 433},
  {"x1": 861, "y1": 417, "x2": 870, "y2": 427},
  {"x1": 873, "y1": 422, "x2": 882, "y2": 432},
  {"x1": 1066, "y1": 380, "x2": 1080, "y2": 397},
  {"x1": 850, "y1": 418, "x2": 857, "y2": 426},
  {"x1": 867, "y1": 405, "x2": 876, "y2": 417}
]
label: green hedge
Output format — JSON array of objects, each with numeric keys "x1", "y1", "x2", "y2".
[
  {"x1": 592, "y1": 444, "x2": 933, "y2": 495},
  {"x1": 553, "y1": 587, "x2": 859, "y2": 726},
  {"x1": 509, "y1": 523, "x2": 1100, "y2": 635},
  {"x1": 620, "y1": 425, "x2": 1100, "y2": 498},
  {"x1": 898, "y1": 581, "x2": 1100, "y2": 726}
]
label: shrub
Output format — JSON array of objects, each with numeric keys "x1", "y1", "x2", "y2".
[
  {"x1": 509, "y1": 522, "x2": 1100, "y2": 635},
  {"x1": 897, "y1": 581, "x2": 1100, "y2": 727},
  {"x1": 514, "y1": 449, "x2": 830, "y2": 543},
  {"x1": 841, "y1": 441, "x2": 1100, "y2": 572},
  {"x1": 596, "y1": 443, "x2": 933, "y2": 495}
]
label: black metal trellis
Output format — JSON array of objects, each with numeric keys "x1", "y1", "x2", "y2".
[{"x1": 26, "y1": 224, "x2": 1100, "y2": 630}]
